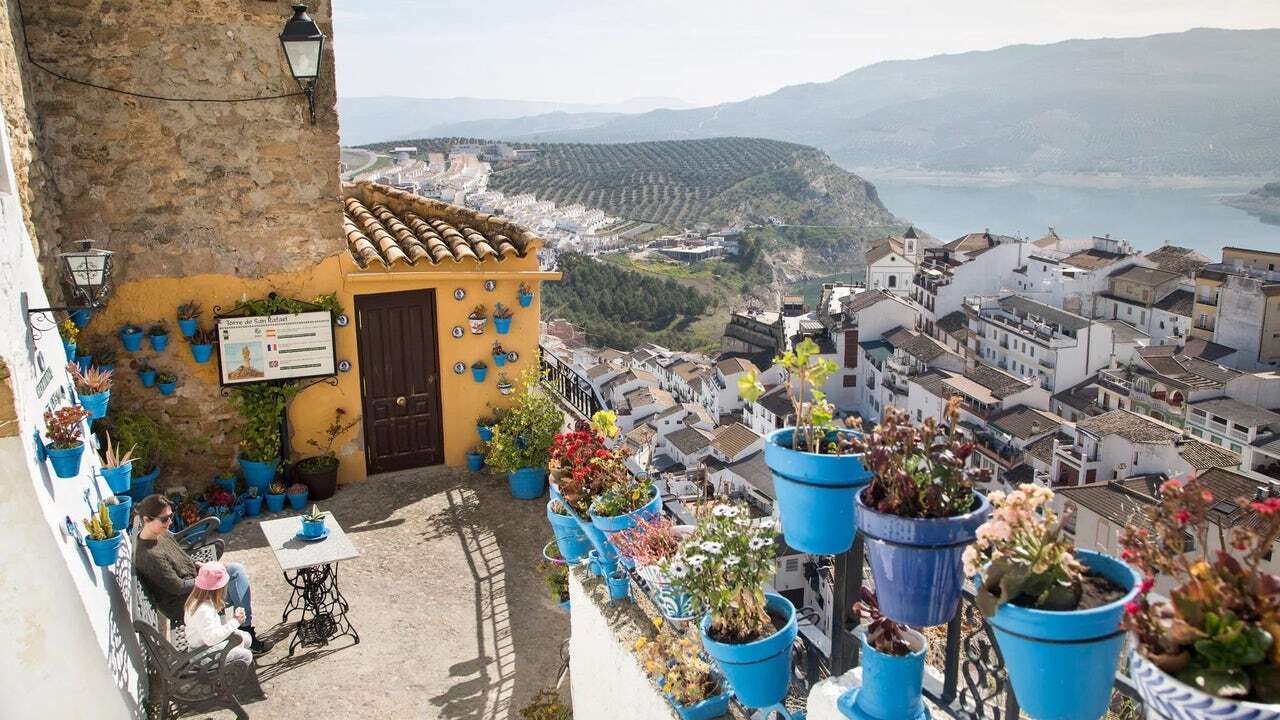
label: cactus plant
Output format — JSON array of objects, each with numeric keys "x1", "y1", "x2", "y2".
[{"x1": 83, "y1": 503, "x2": 114, "y2": 541}]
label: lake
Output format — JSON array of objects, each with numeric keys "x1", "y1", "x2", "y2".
[{"x1": 866, "y1": 176, "x2": 1280, "y2": 258}]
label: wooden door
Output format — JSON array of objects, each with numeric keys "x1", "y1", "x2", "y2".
[{"x1": 355, "y1": 290, "x2": 444, "y2": 473}]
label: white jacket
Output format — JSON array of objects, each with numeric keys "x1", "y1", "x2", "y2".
[{"x1": 183, "y1": 601, "x2": 240, "y2": 649}]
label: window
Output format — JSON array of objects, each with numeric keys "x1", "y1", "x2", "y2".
[
  {"x1": 1231, "y1": 443, "x2": 1243, "y2": 454},
  {"x1": 843, "y1": 375, "x2": 857, "y2": 387},
  {"x1": 785, "y1": 558, "x2": 800, "y2": 572},
  {"x1": 888, "y1": 275, "x2": 897, "y2": 288},
  {"x1": 843, "y1": 329, "x2": 859, "y2": 368},
  {"x1": 1190, "y1": 427, "x2": 1203, "y2": 438}
]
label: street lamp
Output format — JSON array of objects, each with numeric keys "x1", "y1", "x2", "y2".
[
  {"x1": 279, "y1": 4, "x2": 325, "y2": 125},
  {"x1": 25, "y1": 240, "x2": 115, "y2": 335}
]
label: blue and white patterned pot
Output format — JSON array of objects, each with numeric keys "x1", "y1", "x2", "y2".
[{"x1": 1129, "y1": 648, "x2": 1280, "y2": 720}]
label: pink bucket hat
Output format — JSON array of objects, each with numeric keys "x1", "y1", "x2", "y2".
[{"x1": 195, "y1": 561, "x2": 230, "y2": 591}]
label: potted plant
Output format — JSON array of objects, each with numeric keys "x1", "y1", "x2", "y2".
[
  {"x1": 964, "y1": 484, "x2": 1139, "y2": 720},
  {"x1": 155, "y1": 370, "x2": 178, "y2": 396},
  {"x1": 188, "y1": 326, "x2": 216, "y2": 364},
  {"x1": 147, "y1": 321, "x2": 171, "y2": 352},
  {"x1": 496, "y1": 373, "x2": 513, "y2": 395},
  {"x1": 468, "y1": 304, "x2": 488, "y2": 334},
  {"x1": 286, "y1": 482, "x2": 309, "y2": 511},
  {"x1": 466, "y1": 444, "x2": 485, "y2": 472},
  {"x1": 91, "y1": 346, "x2": 117, "y2": 374},
  {"x1": 233, "y1": 384, "x2": 291, "y2": 492},
  {"x1": 103, "y1": 494, "x2": 133, "y2": 537},
  {"x1": 69, "y1": 307, "x2": 93, "y2": 329},
  {"x1": 1122, "y1": 475, "x2": 1280, "y2": 715},
  {"x1": 68, "y1": 363, "x2": 112, "y2": 420},
  {"x1": 213, "y1": 470, "x2": 238, "y2": 494},
  {"x1": 606, "y1": 567, "x2": 631, "y2": 603},
  {"x1": 241, "y1": 486, "x2": 263, "y2": 517},
  {"x1": 589, "y1": 478, "x2": 660, "y2": 566},
  {"x1": 99, "y1": 431, "x2": 136, "y2": 494},
  {"x1": 853, "y1": 396, "x2": 992, "y2": 627},
  {"x1": 43, "y1": 405, "x2": 92, "y2": 478},
  {"x1": 83, "y1": 503, "x2": 123, "y2": 567},
  {"x1": 265, "y1": 481, "x2": 287, "y2": 513},
  {"x1": 471, "y1": 359, "x2": 488, "y2": 383},
  {"x1": 476, "y1": 414, "x2": 495, "y2": 441},
  {"x1": 103, "y1": 409, "x2": 175, "y2": 500},
  {"x1": 546, "y1": 498, "x2": 591, "y2": 564},
  {"x1": 176, "y1": 301, "x2": 201, "y2": 337},
  {"x1": 119, "y1": 322, "x2": 144, "y2": 352},
  {"x1": 134, "y1": 358, "x2": 157, "y2": 387},
  {"x1": 492, "y1": 341, "x2": 507, "y2": 367},
  {"x1": 213, "y1": 503, "x2": 236, "y2": 533},
  {"x1": 300, "y1": 504, "x2": 326, "y2": 538},
  {"x1": 665, "y1": 502, "x2": 796, "y2": 709},
  {"x1": 537, "y1": 553, "x2": 571, "y2": 611},
  {"x1": 836, "y1": 586, "x2": 931, "y2": 720},
  {"x1": 60, "y1": 319, "x2": 79, "y2": 362},
  {"x1": 295, "y1": 407, "x2": 359, "y2": 500},
  {"x1": 493, "y1": 302, "x2": 513, "y2": 334},
  {"x1": 635, "y1": 630, "x2": 731, "y2": 720},
  {"x1": 549, "y1": 412, "x2": 626, "y2": 561},
  {"x1": 741, "y1": 337, "x2": 872, "y2": 555},
  {"x1": 517, "y1": 281, "x2": 534, "y2": 308},
  {"x1": 485, "y1": 370, "x2": 564, "y2": 500},
  {"x1": 177, "y1": 499, "x2": 201, "y2": 535},
  {"x1": 614, "y1": 515, "x2": 700, "y2": 621}
]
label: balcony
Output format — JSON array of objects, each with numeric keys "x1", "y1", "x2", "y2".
[
  {"x1": 1097, "y1": 368, "x2": 1133, "y2": 395},
  {"x1": 974, "y1": 433, "x2": 1023, "y2": 468},
  {"x1": 1196, "y1": 294, "x2": 1218, "y2": 307}
]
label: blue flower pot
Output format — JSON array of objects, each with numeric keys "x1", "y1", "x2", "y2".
[
  {"x1": 85, "y1": 531, "x2": 123, "y2": 567},
  {"x1": 119, "y1": 329, "x2": 144, "y2": 352},
  {"x1": 587, "y1": 549, "x2": 608, "y2": 577},
  {"x1": 79, "y1": 390, "x2": 110, "y2": 420},
  {"x1": 157, "y1": 381, "x2": 176, "y2": 396},
  {"x1": 301, "y1": 517, "x2": 326, "y2": 538},
  {"x1": 606, "y1": 570, "x2": 630, "y2": 602},
  {"x1": 466, "y1": 453, "x2": 484, "y2": 472},
  {"x1": 493, "y1": 353, "x2": 507, "y2": 367},
  {"x1": 856, "y1": 489, "x2": 991, "y2": 627},
  {"x1": 238, "y1": 458, "x2": 278, "y2": 491},
  {"x1": 671, "y1": 686, "x2": 731, "y2": 720},
  {"x1": 557, "y1": 598, "x2": 571, "y2": 614},
  {"x1": 494, "y1": 316, "x2": 512, "y2": 334},
  {"x1": 63, "y1": 339, "x2": 77, "y2": 362},
  {"x1": 214, "y1": 475, "x2": 237, "y2": 494},
  {"x1": 508, "y1": 467, "x2": 546, "y2": 500},
  {"x1": 472, "y1": 366, "x2": 488, "y2": 383},
  {"x1": 106, "y1": 495, "x2": 133, "y2": 536},
  {"x1": 518, "y1": 291, "x2": 533, "y2": 308},
  {"x1": 177, "y1": 317, "x2": 198, "y2": 337},
  {"x1": 46, "y1": 443, "x2": 85, "y2": 479},
  {"x1": 217, "y1": 513, "x2": 235, "y2": 534},
  {"x1": 837, "y1": 628, "x2": 930, "y2": 720},
  {"x1": 147, "y1": 333, "x2": 170, "y2": 352},
  {"x1": 763, "y1": 428, "x2": 873, "y2": 555},
  {"x1": 266, "y1": 493, "x2": 286, "y2": 513},
  {"x1": 589, "y1": 486, "x2": 661, "y2": 563},
  {"x1": 287, "y1": 490, "x2": 308, "y2": 510},
  {"x1": 477, "y1": 424, "x2": 493, "y2": 441},
  {"x1": 101, "y1": 462, "x2": 132, "y2": 494},
  {"x1": 70, "y1": 308, "x2": 93, "y2": 328},
  {"x1": 985, "y1": 550, "x2": 1138, "y2": 720},
  {"x1": 241, "y1": 494, "x2": 264, "y2": 517},
  {"x1": 700, "y1": 592, "x2": 798, "y2": 709},
  {"x1": 190, "y1": 343, "x2": 213, "y2": 363},
  {"x1": 127, "y1": 466, "x2": 159, "y2": 501},
  {"x1": 137, "y1": 368, "x2": 156, "y2": 387},
  {"x1": 547, "y1": 500, "x2": 591, "y2": 563}
]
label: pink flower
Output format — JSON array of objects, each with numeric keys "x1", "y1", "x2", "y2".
[
  {"x1": 1139, "y1": 577, "x2": 1155, "y2": 594},
  {"x1": 1175, "y1": 510, "x2": 1191, "y2": 525},
  {"x1": 1125, "y1": 602, "x2": 1141, "y2": 616}
]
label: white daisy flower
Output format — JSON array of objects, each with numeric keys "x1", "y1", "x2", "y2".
[
  {"x1": 667, "y1": 561, "x2": 689, "y2": 579},
  {"x1": 749, "y1": 537, "x2": 769, "y2": 550},
  {"x1": 713, "y1": 505, "x2": 734, "y2": 517},
  {"x1": 758, "y1": 518, "x2": 776, "y2": 530},
  {"x1": 734, "y1": 517, "x2": 752, "y2": 527},
  {"x1": 724, "y1": 555, "x2": 741, "y2": 567},
  {"x1": 687, "y1": 554, "x2": 708, "y2": 567},
  {"x1": 700, "y1": 541, "x2": 723, "y2": 554}
]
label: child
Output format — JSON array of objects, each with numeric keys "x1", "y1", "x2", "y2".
[{"x1": 183, "y1": 562, "x2": 255, "y2": 665}]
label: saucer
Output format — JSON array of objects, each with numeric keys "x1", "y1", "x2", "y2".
[{"x1": 295, "y1": 528, "x2": 329, "y2": 542}]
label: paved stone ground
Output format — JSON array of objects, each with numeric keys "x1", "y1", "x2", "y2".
[{"x1": 191, "y1": 466, "x2": 570, "y2": 719}]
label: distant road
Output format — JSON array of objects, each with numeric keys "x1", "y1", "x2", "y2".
[{"x1": 341, "y1": 148, "x2": 378, "y2": 181}]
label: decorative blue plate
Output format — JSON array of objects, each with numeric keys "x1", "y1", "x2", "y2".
[{"x1": 295, "y1": 528, "x2": 329, "y2": 542}]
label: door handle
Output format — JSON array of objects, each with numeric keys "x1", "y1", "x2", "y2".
[{"x1": 396, "y1": 396, "x2": 406, "y2": 407}]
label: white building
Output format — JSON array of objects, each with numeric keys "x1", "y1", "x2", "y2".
[
  {"x1": 863, "y1": 227, "x2": 921, "y2": 296},
  {"x1": 1050, "y1": 409, "x2": 1239, "y2": 487},
  {"x1": 912, "y1": 231, "x2": 1028, "y2": 339},
  {"x1": 965, "y1": 294, "x2": 1115, "y2": 394},
  {"x1": 1012, "y1": 235, "x2": 1141, "y2": 317}
]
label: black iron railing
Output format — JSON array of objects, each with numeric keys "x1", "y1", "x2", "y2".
[{"x1": 539, "y1": 345, "x2": 603, "y2": 420}]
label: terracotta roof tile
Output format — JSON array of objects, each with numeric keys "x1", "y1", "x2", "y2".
[
  {"x1": 712, "y1": 422, "x2": 761, "y2": 459},
  {"x1": 1176, "y1": 438, "x2": 1241, "y2": 471},
  {"x1": 1077, "y1": 410, "x2": 1182, "y2": 444}
]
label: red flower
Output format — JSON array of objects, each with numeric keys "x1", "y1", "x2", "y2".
[
  {"x1": 1139, "y1": 577, "x2": 1155, "y2": 594},
  {"x1": 1125, "y1": 602, "x2": 1141, "y2": 616},
  {"x1": 1251, "y1": 497, "x2": 1280, "y2": 516},
  {"x1": 1175, "y1": 510, "x2": 1191, "y2": 525}
]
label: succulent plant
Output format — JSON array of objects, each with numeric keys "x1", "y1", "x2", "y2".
[{"x1": 83, "y1": 503, "x2": 114, "y2": 541}]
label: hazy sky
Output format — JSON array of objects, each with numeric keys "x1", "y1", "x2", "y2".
[{"x1": 332, "y1": 1, "x2": 1278, "y2": 106}]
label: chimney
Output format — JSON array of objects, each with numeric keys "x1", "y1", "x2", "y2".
[{"x1": 1030, "y1": 421, "x2": 1042, "y2": 434}]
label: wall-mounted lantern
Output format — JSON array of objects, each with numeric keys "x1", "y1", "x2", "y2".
[
  {"x1": 25, "y1": 240, "x2": 115, "y2": 336},
  {"x1": 279, "y1": 4, "x2": 326, "y2": 125}
]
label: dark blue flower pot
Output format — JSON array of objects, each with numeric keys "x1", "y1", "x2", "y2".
[
  {"x1": 76, "y1": 354, "x2": 92, "y2": 374},
  {"x1": 494, "y1": 316, "x2": 512, "y2": 334},
  {"x1": 238, "y1": 458, "x2": 278, "y2": 491},
  {"x1": 46, "y1": 443, "x2": 85, "y2": 479},
  {"x1": 589, "y1": 486, "x2": 661, "y2": 563},
  {"x1": 106, "y1": 495, "x2": 133, "y2": 536},
  {"x1": 217, "y1": 514, "x2": 236, "y2": 533},
  {"x1": 700, "y1": 592, "x2": 798, "y2": 709},
  {"x1": 265, "y1": 493, "x2": 286, "y2": 513},
  {"x1": 763, "y1": 428, "x2": 873, "y2": 555},
  {"x1": 472, "y1": 366, "x2": 488, "y2": 383},
  {"x1": 671, "y1": 686, "x2": 731, "y2": 720},
  {"x1": 177, "y1": 318, "x2": 198, "y2": 337},
  {"x1": 70, "y1": 308, "x2": 93, "y2": 328},
  {"x1": 493, "y1": 353, "x2": 507, "y2": 367},
  {"x1": 508, "y1": 467, "x2": 546, "y2": 500},
  {"x1": 287, "y1": 491, "x2": 308, "y2": 510},
  {"x1": 63, "y1": 339, "x2": 77, "y2": 362},
  {"x1": 606, "y1": 570, "x2": 630, "y2": 602},
  {"x1": 157, "y1": 381, "x2": 176, "y2": 396},
  {"x1": 79, "y1": 390, "x2": 110, "y2": 420},
  {"x1": 985, "y1": 550, "x2": 1138, "y2": 720},
  {"x1": 477, "y1": 424, "x2": 493, "y2": 441},
  {"x1": 127, "y1": 466, "x2": 159, "y2": 501},
  {"x1": 214, "y1": 475, "x2": 237, "y2": 494},
  {"x1": 242, "y1": 494, "x2": 264, "y2": 517},
  {"x1": 86, "y1": 531, "x2": 123, "y2": 567},
  {"x1": 547, "y1": 500, "x2": 591, "y2": 563},
  {"x1": 466, "y1": 453, "x2": 484, "y2": 472},
  {"x1": 147, "y1": 333, "x2": 170, "y2": 352},
  {"x1": 301, "y1": 517, "x2": 326, "y2": 538},
  {"x1": 518, "y1": 291, "x2": 533, "y2": 308},
  {"x1": 101, "y1": 462, "x2": 132, "y2": 494},
  {"x1": 137, "y1": 368, "x2": 156, "y2": 387},
  {"x1": 119, "y1": 329, "x2": 144, "y2": 352},
  {"x1": 190, "y1": 343, "x2": 213, "y2": 363},
  {"x1": 837, "y1": 628, "x2": 929, "y2": 720},
  {"x1": 587, "y1": 549, "x2": 606, "y2": 577},
  {"x1": 856, "y1": 489, "x2": 990, "y2": 627}
]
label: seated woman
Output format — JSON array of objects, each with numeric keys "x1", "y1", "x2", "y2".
[{"x1": 184, "y1": 562, "x2": 254, "y2": 667}]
